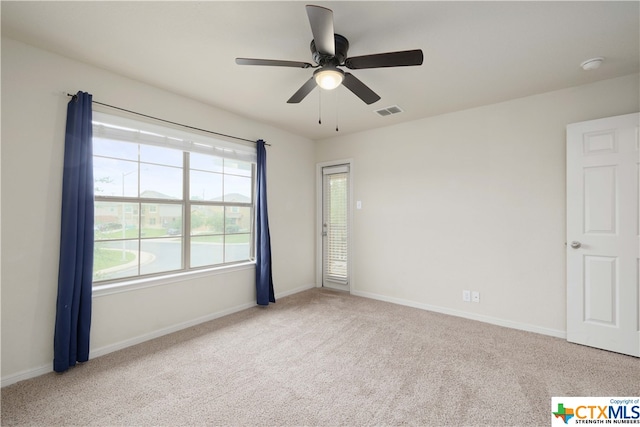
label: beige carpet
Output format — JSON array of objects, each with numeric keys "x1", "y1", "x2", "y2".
[{"x1": 2, "y1": 288, "x2": 639, "y2": 426}]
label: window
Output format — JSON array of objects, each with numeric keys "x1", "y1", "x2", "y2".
[{"x1": 92, "y1": 111, "x2": 256, "y2": 285}]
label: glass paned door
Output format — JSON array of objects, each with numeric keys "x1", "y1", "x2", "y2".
[{"x1": 322, "y1": 165, "x2": 350, "y2": 288}]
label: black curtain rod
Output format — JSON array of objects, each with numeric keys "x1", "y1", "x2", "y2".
[{"x1": 67, "y1": 93, "x2": 269, "y2": 146}]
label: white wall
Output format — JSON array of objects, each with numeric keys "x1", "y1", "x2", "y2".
[
  {"x1": 1, "y1": 38, "x2": 316, "y2": 384},
  {"x1": 3, "y1": 34, "x2": 638, "y2": 386},
  {"x1": 316, "y1": 74, "x2": 639, "y2": 336}
]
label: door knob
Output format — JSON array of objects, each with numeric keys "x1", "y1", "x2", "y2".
[{"x1": 570, "y1": 241, "x2": 582, "y2": 249}]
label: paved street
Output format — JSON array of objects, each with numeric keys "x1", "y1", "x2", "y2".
[{"x1": 96, "y1": 239, "x2": 250, "y2": 281}]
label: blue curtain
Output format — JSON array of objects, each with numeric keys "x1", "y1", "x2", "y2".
[
  {"x1": 54, "y1": 91, "x2": 94, "y2": 373},
  {"x1": 256, "y1": 140, "x2": 275, "y2": 305}
]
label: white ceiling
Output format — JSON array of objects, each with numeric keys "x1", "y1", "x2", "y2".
[{"x1": 2, "y1": 1, "x2": 638, "y2": 140}]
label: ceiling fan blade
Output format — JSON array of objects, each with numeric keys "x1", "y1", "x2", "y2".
[
  {"x1": 306, "y1": 5, "x2": 335, "y2": 56},
  {"x1": 287, "y1": 77, "x2": 318, "y2": 103},
  {"x1": 345, "y1": 49, "x2": 424, "y2": 69},
  {"x1": 236, "y1": 58, "x2": 313, "y2": 68},
  {"x1": 342, "y1": 73, "x2": 381, "y2": 105}
]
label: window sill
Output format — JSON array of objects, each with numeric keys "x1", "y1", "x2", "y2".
[{"x1": 92, "y1": 261, "x2": 256, "y2": 298}]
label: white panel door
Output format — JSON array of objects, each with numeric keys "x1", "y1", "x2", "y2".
[{"x1": 567, "y1": 112, "x2": 639, "y2": 357}]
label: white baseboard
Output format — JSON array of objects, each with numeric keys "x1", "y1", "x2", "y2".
[
  {"x1": 276, "y1": 283, "x2": 316, "y2": 299},
  {"x1": 88, "y1": 301, "x2": 258, "y2": 360},
  {"x1": 1, "y1": 283, "x2": 315, "y2": 388},
  {"x1": 92, "y1": 282, "x2": 316, "y2": 359},
  {"x1": 351, "y1": 289, "x2": 566, "y2": 339},
  {"x1": 1, "y1": 364, "x2": 53, "y2": 389}
]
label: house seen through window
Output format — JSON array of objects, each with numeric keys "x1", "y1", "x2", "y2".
[{"x1": 92, "y1": 111, "x2": 256, "y2": 285}]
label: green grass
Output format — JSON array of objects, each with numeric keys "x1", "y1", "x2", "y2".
[
  {"x1": 93, "y1": 248, "x2": 135, "y2": 271},
  {"x1": 226, "y1": 234, "x2": 250, "y2": 243},
  {"x1": 141, "y1": 228, "x2": 171, "y2": 238},
  {"x1": 96, "y1": 228, "x2": 172, "y2": 240}
]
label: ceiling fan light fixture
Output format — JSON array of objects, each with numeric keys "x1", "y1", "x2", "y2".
[{"x1": 314, "y1": 67, "x2": 344, "y2": 90}]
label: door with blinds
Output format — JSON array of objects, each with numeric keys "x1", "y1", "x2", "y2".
[{"x1": 322, "y1": 165, "x2": 350, "y2": 290}]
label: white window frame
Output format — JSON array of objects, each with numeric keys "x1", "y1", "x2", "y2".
[{"x1": 91, "y1": 109, "x2": 257, "y2": 295}]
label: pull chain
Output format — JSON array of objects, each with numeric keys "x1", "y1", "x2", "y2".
[
  {"x1": 318, "y1": 89, "x2": 322, "y2": 125},
  {"x1": 335, "y1": 90, "x2": 339, "y2": 132}
]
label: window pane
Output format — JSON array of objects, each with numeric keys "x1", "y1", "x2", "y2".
[
  {"x1": 141, "y1": 203, "x2": 182, "y2": 237},
  {"x1": 224, "y1": 159, "x2": 252, "y2": 177},
  {"x1": 92, "y1": 113, "x2": 256, "y2": 284},
  {"x1": 190, "y1": 153, "x2": 223, "y2": 173},
  {"x1": 95, "y1": 202, "x2": 139, "y2": 240},
  {"x1": 140, "y1": 164, "x2": 182, "y2": 199},
  {"x1": 225, "y1": 234, "x2": 251, "y2": 263},
  {"x1": 93, "y1": 157, "x2": 138, "y2": 197},
  {"x1": 190, "y1": 170, "x2": 222, "y2": 201},
  {"x1": 140, "y1": 238, "x2": 183, "y2": 275},
  {"x1": 140, "y1": 144, "x2": 182, "y2": 167},
  {"x1": 225, "y1": 206, "x2": 251, "y2": 233},
  {"x1": 93, "y1": 240, "x2": 139, "y2": 282},
  {"x1": 93, "y1": 137, "x2": 138, "y2": 161},
  {"x1": 191, "y1": 205, "x2": 224, "y2": 235},
  {"x1": 224, "y1": 175, "x2": 252, "y2": 202},
  {"x1": 191, "y1": 235, "x2": 224, "y2": 268}
]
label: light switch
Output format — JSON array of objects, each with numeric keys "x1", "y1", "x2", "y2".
[{"x1": 356, "y1": 201, "x2": 362, "y2": 209}]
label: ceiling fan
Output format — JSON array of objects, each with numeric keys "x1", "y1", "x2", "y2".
[{"x1": 236, "y1": 4, "x2": 424, "y2": 105}]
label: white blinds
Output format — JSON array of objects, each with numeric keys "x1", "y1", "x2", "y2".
[
  {"x1": 92, "y1": 111, "x2": 256, "y2": 163},
  {"x1": 323, "y1": 166, "x2": 349, "y2": 285}
]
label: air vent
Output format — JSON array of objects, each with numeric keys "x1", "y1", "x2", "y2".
[{"x1": 374, "y1": 105, "x2": 404, "y2": 117}]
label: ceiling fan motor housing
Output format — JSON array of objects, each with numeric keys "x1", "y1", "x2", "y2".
[{"x1": 311, "y1": 34, "x2": 349, "y2": 66}]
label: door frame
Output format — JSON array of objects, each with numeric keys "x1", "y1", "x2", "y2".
[{"x1": 316, "y1": 159, "x2": 354, "y2": 292}]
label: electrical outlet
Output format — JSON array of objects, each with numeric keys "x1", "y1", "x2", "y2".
[
  {"x1": 472, "y1": 291, "x2": 480, "y2": 303},
  {"x1": 462, "y1": 290, "x2": 471, "y2": 302}
]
